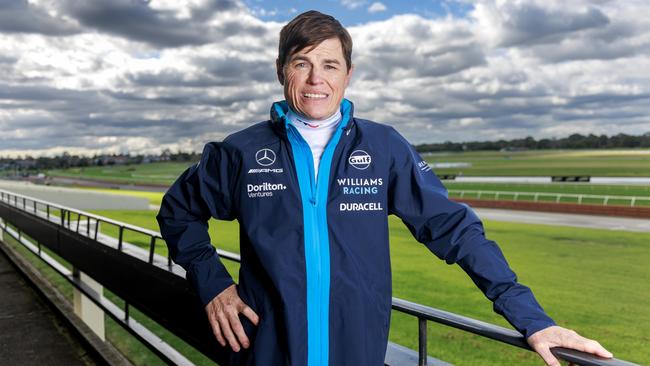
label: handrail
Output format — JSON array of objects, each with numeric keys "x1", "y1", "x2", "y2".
[
  {"x1": 392, "y1": 298, "x2": 639, "y2": 366},
  {"x1": 0, "y1": 188, "x2": 641, "y2": 366},
  {"x1": 0, "y1": 189, "x2": 161, "y2": 237},
  {"x1": 449, "y1": 189, "x2": 650, "y2": 207},
  {"x1": 0, "y1": 188, "x2": 242, "y2": 268}
]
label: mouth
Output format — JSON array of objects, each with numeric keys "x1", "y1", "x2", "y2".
[{"x1": 302, "y1": 92, "x2": 328, "y2": 100}]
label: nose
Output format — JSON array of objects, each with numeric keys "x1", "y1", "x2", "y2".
[{"x1": 307, "y1": 66, "x2": 324, "y2": 85}]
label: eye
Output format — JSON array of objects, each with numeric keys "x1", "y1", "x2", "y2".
[
  {"x1": 295, "y1": 62, "x2": 307, "y2": 69},
  {"x1": 325, "y1": 64, "x2": 337, "y2": 70}
]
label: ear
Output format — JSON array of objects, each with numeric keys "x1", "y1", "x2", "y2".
[
  {"x1": 276, "y1": 58, "x2": 284, "y2": 85},
  {"x1": 344, "y1": 63, "x2": 355, "y2": 88}
]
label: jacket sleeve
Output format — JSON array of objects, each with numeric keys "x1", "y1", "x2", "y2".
[
  {"x1": 156, "y1": 142, "x2": 240, "y2": 306},
  {"x1": 386, "y1": 128, "x2": 555, "y2": 338}
]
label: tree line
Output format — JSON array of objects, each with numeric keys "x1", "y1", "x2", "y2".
[
  {"x1": 414, "y1": 133, "x2": 650, "y2": 153},
  {"x1": 0, "y1": 149, "x2": 201, "y2": 173},
  {"x1": 1, "y1": 132, "x2": 649, "y2": 173}
]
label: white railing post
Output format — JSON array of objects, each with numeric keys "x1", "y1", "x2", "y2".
[
  {"x1": 446, "y1": 189, "x2": 648, "y2": 209},
  {"x1": 73, "y1": 268, "x2": 106, "y2": 341}
]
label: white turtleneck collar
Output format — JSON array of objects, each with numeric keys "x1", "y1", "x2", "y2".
[
  {"x1": 286, "y1": 108, "x2": 341, "y2": 130},
  {"x1": 286, "y1": 108, "x2": 342, "y2": 178}
]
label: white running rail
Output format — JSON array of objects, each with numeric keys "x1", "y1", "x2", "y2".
[{"x1": 449, "y1": 190, "x2": 650, "y2": 207}]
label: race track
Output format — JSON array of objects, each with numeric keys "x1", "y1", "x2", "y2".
[{"x1": 474, "y1": 208, "x2": 650, "y2": 233}]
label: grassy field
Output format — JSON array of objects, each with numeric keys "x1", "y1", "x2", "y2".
[
  {"x1": 52, "y1": 209, "x2": 647, "y2": 366},
  {"x1": 45, "y1": 149, "x2": 650, "y2": 187},
  {"x1": 425, "y1": 149, "x2": 650, "y2": 177},
  {"x1": 48, "y1": 162, "x2": 195, "y2": 186}
]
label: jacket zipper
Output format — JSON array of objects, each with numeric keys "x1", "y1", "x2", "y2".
[
  {"x1": 281, "y1": 101, "x2": 352, "y2": 366},
  {"x1": 286, "y1": 124, "x2": 325, "y2": 366}
]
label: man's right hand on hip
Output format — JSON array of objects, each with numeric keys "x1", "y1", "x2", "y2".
[{"x1": 205, "y1": 284, "x2": 259, "y2": 352}]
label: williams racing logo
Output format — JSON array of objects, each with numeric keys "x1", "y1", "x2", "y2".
[
  {"x1": 247, "y1": 182, "x2": 286, "y2": 198},
  {"x1": 337, "y1": 177, "x2": 384, "y2": 212},
  {"x1": 348, "y1": 150, "x2": 371, "y2": 170},
  {"x1": 249, "y1": 148, "x2": 283, "y2": 174}
]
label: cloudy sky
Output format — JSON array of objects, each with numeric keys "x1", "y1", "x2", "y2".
[{"x1": 1, "y1": 0, "x2": 649, "y2": 157}]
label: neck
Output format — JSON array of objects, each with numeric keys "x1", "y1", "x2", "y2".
[{"x1": 287, "y1": 108, "x2": 341, "y2": 129}]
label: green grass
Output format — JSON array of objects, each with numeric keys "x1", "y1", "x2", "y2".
[
  {"x1": 47, "y1": 162, "x2": 195, "y2": 186},
  {"x1": 388, "y1": 218, "x2": 649, "y2": 365},
  {"x1": 72, "y1": 210, "x2": 649, "y2": 366},
  {"x1": 425, "y1": 149, "x2": 650, "y2": 176}
]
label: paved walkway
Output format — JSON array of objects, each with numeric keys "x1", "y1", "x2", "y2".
[
  {"x1": 474, "y1": 208, "x2": 650, "y2": 232},
  {"x1": 0, "y1": 252, "x2": 91, "y2": 366}
]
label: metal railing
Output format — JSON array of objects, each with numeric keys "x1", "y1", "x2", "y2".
[
  {"x1": 0, "y1": 190, "x2": 239, "y2": 267},
  {"x1": 0, "y1": 188, "x2": 640, "y2": 366},
  {"x1": 449, "y1": 189, "x2": 650, "y2": 207}
]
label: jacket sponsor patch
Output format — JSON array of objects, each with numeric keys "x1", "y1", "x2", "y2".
[
  {"x1": 255, "y1": 148, "x2": 276, "y2": 166},
  {"x1": 248, "y1": 168, "x2": 284, "y2": 174},
  {"x1": 418, "y1": 160, "x2": 432, "y2": 172},
  {"x1": 337, "y1": 177, "x2": 383, "y2": 195},
  {"x1": 247, "y1": 182, "x2": 286, "y2": 198},
  {"x1": 339, "y1": 202, "x2": 383, "y2": 211},
  {"x1": 348, "y1": 150, "x2": 371, "y2": 170}
]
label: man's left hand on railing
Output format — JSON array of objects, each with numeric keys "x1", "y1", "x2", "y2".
[{"x1": 527, "y1": 325, "x2": 613, "y2": 366}]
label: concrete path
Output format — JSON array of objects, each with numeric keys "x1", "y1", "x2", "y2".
[
  {"x1": 474, "y1": 208, "x2": 650, "y2": 233},
  {"x1": 0, "y1": 251, "x2": 90, "y2": 366},
  {"x1": 48, "y1": 176, "x2": 168, "y2": 192},
  {"x1": 0, "y1": 180, "x2": 149, "y2": 210}
]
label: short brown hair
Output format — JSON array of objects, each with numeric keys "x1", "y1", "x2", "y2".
[{"x1": 277, "y1": 10, "x2": 353, "y2": 72}]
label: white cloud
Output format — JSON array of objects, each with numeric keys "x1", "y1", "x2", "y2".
[
  {"x1": 341, "y1": 0, "x2": 367, "y2": 10},
  {"x1": 1, "y1": 0, "x2": 650, "y2": 157},
  {"x1": 249, "y1": 6, "x2": 279, "y2": 17},
  {"x1": 471, "y1": 0, "x2": 610, "y2": 48},
  {"x1": 368, "y1": 2, "x2": 387, "y2": 13}
]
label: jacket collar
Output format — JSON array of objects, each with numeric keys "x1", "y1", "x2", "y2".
[{"x1": 270, "y1": 99, "x2": 355, "y2": 134}]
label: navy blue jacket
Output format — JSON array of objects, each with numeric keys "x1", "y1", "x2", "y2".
[{"x1": 157, "y1": 99, "x2": 555, "y2": 365}]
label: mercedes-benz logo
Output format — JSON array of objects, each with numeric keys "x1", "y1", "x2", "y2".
[{"x1": 255, "y1": 148, "x2": 276, "y2": 166}]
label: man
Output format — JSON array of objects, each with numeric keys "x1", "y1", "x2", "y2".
[{"x1": 157, "y1": 10, "x2": 612, "y2": 366}]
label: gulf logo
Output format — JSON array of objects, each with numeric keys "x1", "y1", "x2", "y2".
[{"x1": 348, "y1": 150, "x2": 371, "y2": 170}]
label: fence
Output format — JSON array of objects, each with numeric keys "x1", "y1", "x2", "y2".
[
  {"x1": 0, "y1": 188, "x2": 639, "y2": 366},
  {"x1": 449, "y1": 189, "x2": 650, "y2": 207}
]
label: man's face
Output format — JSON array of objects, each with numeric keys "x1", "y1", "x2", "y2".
[{"x1": 278, "y1": 37, "x2": 354, "y2": 120}]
